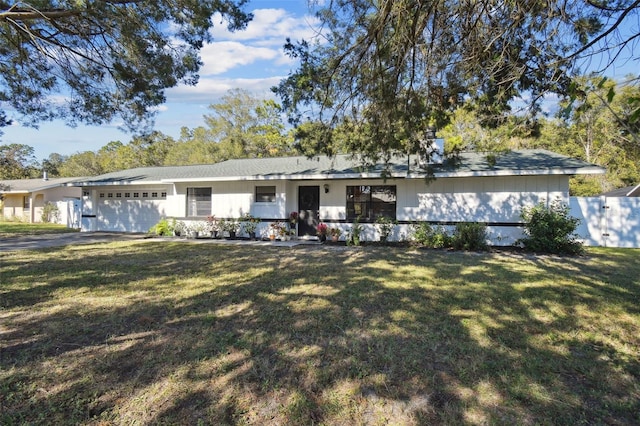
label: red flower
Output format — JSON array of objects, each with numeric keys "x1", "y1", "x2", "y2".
[{"x1": 317, "y1": 222, "x2": 328, "y2": 235}]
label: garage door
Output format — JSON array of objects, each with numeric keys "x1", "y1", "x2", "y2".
[{"x1": 96, "y1": 189, "x2": 168, "y2": 233}]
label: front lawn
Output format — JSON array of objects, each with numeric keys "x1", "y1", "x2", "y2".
[
  {"x1": 0, "y1": 221, "x2": 78, "y2": 237},
  {"x1": 1, "y1": 243, "x2": 638, "y2": 424}
]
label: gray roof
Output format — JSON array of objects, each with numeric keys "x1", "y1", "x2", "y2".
[
  {"x1": 0, "y1": 177, "x2": 84, "y2": 193},
  {"x1": 69, "y1": 149, "x2": 604, "y2": 186},
  {"x1": 601, "y1": 183, "x2": 640, "y2": 197}
]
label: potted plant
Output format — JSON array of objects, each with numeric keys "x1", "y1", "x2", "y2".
[
  {"x1": 317, "y1": 222, "x2": 328, "y2": 242},
  {"x1": 221, "y1": 218, "x2": 240, "y2": 239},
  {"x1": 206, "y1": 215, "x2": 219, "y2": 238},
  {"x1": 173, "y1": 220, "x2": 186, "y2": 237},
  {"x1": 240, "y1": 213, "x2": 260, "y2": 240},
  {"x1": 279, "y1": 224, "x2": 289, "y2": 241},
  {"x1": 289, "y1": 211, "x2": 298, "y2": 238},
  {"x1": 375, "y1": 216, "x2": 396, "y2": 243},
  {"x1": 329, "y1": 227, "x2": 342, "y2": 242},
  {"x1": 269, "y1": 221, "x2": 282, "y2": 241}
]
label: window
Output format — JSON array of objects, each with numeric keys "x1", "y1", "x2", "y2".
[
  {"x1": 346, "y1": 185, "x2": 396, "y2": 222},
  {"x1": 23, "y1": 196, "x2": 30, "y2": 209},
  {"x1": 124, "y1": 192, "x2": 131, "y2": 198},
  {"x1": 187, "y1": 187, "x2": 212, "y2": 216},
  {"x1": 255, "y1": 186, "x2": 276, "y2": 203}
]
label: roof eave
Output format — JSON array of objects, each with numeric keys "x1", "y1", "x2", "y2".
[{"x1": 69, "y1": 180, "x2": 167, "y2": 187}]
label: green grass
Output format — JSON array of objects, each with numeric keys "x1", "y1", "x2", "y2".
[
  {"x1": 1, "y1": 242, "x2": 639, "y2": 425},
  {"x1": 0, "y1": 221, "x2": 79, "y2": 237}
]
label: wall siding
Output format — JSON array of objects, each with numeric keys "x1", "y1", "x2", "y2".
[{"x1": 571, "y1": 196, "x2": 640, "y2": 248}]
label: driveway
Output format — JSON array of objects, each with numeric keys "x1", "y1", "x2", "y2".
[{"x1": 0, "y1": 232, "x2": 147, "y2": 252}]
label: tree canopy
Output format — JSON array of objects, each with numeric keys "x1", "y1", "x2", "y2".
[
  {"x1": 0, "y1": 0, "x2": 251, "y2": 132},
  {"x1": 274, "y1": 0, "x2": 640, "y2": 163}
]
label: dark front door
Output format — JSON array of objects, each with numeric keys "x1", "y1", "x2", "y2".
[{"x1": 298, "y1": 186, "x2": 320, "y2": 236}]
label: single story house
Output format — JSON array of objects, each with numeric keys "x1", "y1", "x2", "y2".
[
  {"x1": 68, "y1": 148, "x2": 604, "y2": 245},
  {"x1": 0, "y1": 176, "x2": 83, "y2": 226},
  {"x1": 601, "y1": 183, "x2": 640, "y2": 197}
]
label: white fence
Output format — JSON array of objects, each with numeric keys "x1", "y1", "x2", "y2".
[{"x1": 570, "y1": 197, "x2": 640, "y2": 248}]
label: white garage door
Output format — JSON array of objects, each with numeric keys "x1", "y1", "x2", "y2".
[{"x1": 96, "y1": 189, "x2": 168, "y2": 233}]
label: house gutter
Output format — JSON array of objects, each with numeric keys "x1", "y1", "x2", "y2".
[{"x1": 161, "y1": 166, "x2": 605, "y2": 183}]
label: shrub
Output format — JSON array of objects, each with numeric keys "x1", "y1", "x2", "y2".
[
  {"x1": 41, "y1": 202, "x2": 60, "y2": 223},
  {"x1": 374, "y1": 216, "x2": 396, "y2": 241},
  {"x1": 149, "y1": 218, "x2": 175, "y2": 236},
  {"x1": 346, "y1": 216, "x2": 363, "y2": 246},
  {"x1": 451, "y1": 222, "x2": 488, "y2": 251},
  {"x1": 518, "y1": 200, "x2": 583, "y2": 255},
  {"x1": 412, "y1": 222, "x2": 451, "y2": 248}
]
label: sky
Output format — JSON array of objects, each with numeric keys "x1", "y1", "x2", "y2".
[
  {"x1": 2, "y1": 0, "x2": 320, "y2": 161},
  {"x1": 2, "y1": 1, "x2": 638, "y2": 161}
]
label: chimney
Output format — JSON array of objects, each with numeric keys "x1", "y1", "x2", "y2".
[
  {"x1": 418, "y1": 128, "x2": 444, "y2": 165},
  {"x1": 43, "y1": 171, "x2": 48, "y2": 181}
]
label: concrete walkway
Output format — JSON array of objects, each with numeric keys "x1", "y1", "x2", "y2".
[{"x1": 0, "y1": 232, "x2": 323, "y2": 252}]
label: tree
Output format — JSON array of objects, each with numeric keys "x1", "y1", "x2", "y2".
[
  {"x1": 0, "y1": 1, "x2": 251, "y2": 132},
  {"x1": 58, "y1": 150, "x2": 102, "y2": 177},
  {"x1": 198, "y1": 88, "x2": 293, "y2": 160},
  {"x1": 0, "y1": 143, "x2": 40, "y2": 179},
  {"x1": 556, "y1": 76, "x2": 640, "y2": 192},
  {"x1": 275, "y1": 0, "x2": 640, "y2": 164},
  {"x1": 164, "y1": 126, "x2": 220, "y2": 166},
  {"x1": 42, "y1": 152, "x2": 67, "y2": 177}
]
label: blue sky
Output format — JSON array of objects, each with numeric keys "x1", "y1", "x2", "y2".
[
  {"x1": 2, "y1": 0, "x2": 319, "y2": 160},
  {"x1": 2, "y1": 1, "x2": 638, "y2": 161}
]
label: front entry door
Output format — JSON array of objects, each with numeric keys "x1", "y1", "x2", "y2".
[{"x1": 298, "y1": 186, "x2": 320, "y2": 236}]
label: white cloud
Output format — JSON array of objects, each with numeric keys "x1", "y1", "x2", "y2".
[
  {"x1": 199, "y1": 41, "x2": 279, "y2": 75},
  {"x1": 210, "y1": 8, "x2": 321, "y2": 44},
  {"x1": 166, "y1": 76, "x2": 284, "y2": 103}
]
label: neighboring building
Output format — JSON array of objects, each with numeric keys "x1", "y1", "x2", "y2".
[
  {"x1": 601, "y1": 183, "x2": 640, "y2": 197},
  {"x1": 0, "y1": 177, "x2": 83, "y2": 226},
  {"x1": 69, "y1": 149, "x2": 604, "y2": 245}
]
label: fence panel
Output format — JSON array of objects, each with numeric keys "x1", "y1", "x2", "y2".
[{"x1": 570, "y1": 196, "x2": 640, "y2": 248}]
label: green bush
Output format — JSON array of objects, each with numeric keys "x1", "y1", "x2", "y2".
[
  {"x1": 517, "y1": 200, "x2": 583, "y2": 255},
  {"x1": 41, "y1": 202, "x2": 60, "y2": 223},
  {"x1": 149, "y1": 218, "x2": 175, "y2": 236},
  {"x1": 452, "y1": 222, "x2": 488, "y2": 251},
  {"x1": 412, "y1": 222, "x2": 451, "y2": 248},
  {"x1": 346, "y1": 216, "x2": 364, "y2": 246}
]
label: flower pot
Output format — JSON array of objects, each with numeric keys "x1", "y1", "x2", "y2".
[
  {"x1": 331, "y1": 235, "x2": 339, "y2": 242},
  {"x1": 249, "y1": 231, "x2": 256, "y2": 240},
  {"x1": 228, "y1": 231, "x2": 236, "y2": 239},
  {"x1": 269, "y1": 234, "x2": 276, "y2": 241},
  {"x1": 319, "y1": 234, "x2": 327, "y2": 242}
]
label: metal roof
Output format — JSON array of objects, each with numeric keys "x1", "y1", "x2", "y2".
[{"x1": 61, "y1": 149, "x2": 604, "y2": 186}]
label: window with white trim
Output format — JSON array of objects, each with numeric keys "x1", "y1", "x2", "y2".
[
  {"x1": 255, "y1": 186, "x2": 276, "y2": 203},
  {"x1": 346, "y1": 185, "x2": 397, "y2": 222},
  {"x1": 187, "y1": 187, "x2": 212, "y2": 216}
]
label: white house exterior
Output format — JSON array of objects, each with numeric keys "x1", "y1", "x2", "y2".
[
  {"x1": 0, "y1": 177, "x2": 83, "y2": 226},
  {"x1": 68, "y1": 150, "x2": 604, "y2": 245}
]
